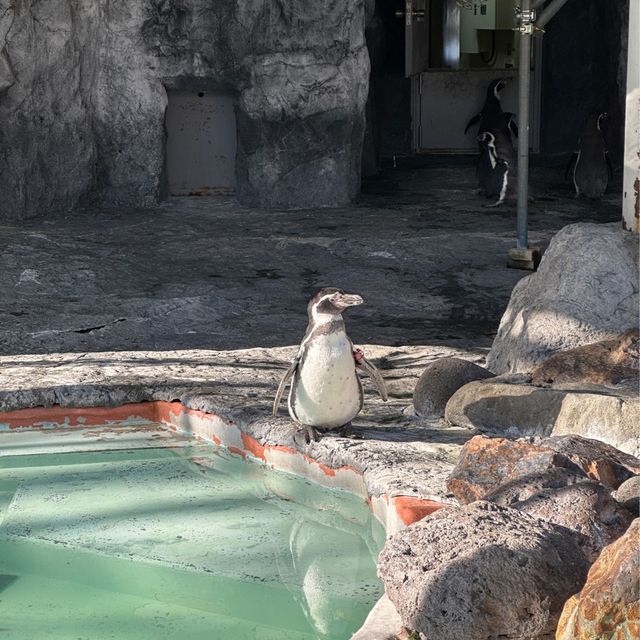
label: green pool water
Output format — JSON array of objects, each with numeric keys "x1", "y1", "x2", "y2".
[{"x1": 0, "y1": 428, "x2": 385, "y2": 639}]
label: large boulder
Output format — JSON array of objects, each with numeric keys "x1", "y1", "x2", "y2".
[
  {"x1": 446, "y1": 435, "x2": 586, "y2": 504},
  {"x1": 556, "y1": 518, "x2": 640, "y2": 640},
  {"x1": 377, "y1": 501, "x2": 590, "y2": 640},
  {"x1": 487, "y1": 223, "x2": 639, "y2": 375},
  {"x1": 530, "y1": 329, "x2": 639, "y2": 387},
  {"x1": 487, "y1": 479, "x2": 634, "y2": 562},
  {"x1": 614, "y1": 476, "x2": 640, "y2": 515},
  {"x1": 445, "y1": 378, "x2": 640, "y2": 457},
  {"x1": 541, "y1": 435, "x2": 640, "y2": 489},
  {"x1": 413, "y1": 357, "x2": 494, "y2": 417}
]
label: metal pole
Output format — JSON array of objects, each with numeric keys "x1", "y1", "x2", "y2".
[
  {"x1": 516, "y1": 0, "x2": 532, "y2": 249},
  {"x1": 622, "y1": 0, "x2": 639, "y2": 233},
  {"x1": 537, "y1": 0, "x2": 572, "y2": 30}
]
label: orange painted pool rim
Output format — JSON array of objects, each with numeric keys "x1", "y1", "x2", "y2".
[{"x1": 0, "y1": 401, "x2": 445, "y2": 527}]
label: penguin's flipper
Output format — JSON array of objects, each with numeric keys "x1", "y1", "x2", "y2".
[
  {"x1": 272, "y1": 357, "x2": 300, "y2": 416},
  {"x1": 507, "y1": 114, "x2": 518, "y2": 139},
  {"x1": 564, "y1": 153, "x2": 578, "y2": 182},
  {"x1": 464, "y1": 113, "x2": 481, "y2": 135},
  {"x1": 358, "y1": 357, "x2": 388, "y2": 402}
]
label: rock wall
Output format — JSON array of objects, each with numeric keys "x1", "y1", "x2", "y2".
[
  {"x1": 487, "y1": 222, "x2": 639, "y2": 375},
  {"x1": 0, "y1": 0, "x2": 369, "y2": 220}
]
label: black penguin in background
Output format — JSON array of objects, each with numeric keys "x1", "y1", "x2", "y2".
[
  {"x1": 567, "y1": 113, "x2": 612, "y2": 199},
  {"x1": 477, "y1": 132, "x2": 510, "y2": 206},
  {"x1": 464, "y1": 77, "x2": 518, "y2": 140},
  {"x1": 476, "y1": 112, "x2": 518, "y2": 207}
]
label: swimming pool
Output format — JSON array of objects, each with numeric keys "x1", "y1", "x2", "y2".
[{"x1": 0, "y1": 423, "x2": 385, "y2": 639}]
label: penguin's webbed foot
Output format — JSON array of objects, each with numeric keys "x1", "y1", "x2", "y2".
[{"x1": 293, "y1": 424, "x2": 320, "y2": 446}]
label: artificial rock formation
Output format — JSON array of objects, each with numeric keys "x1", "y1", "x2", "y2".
[
  {"x1": 447, "y1": 434, "x2": 640, "y2": 502},
  {"x1": 530, "y1": 329, "x2": 639, "y2": 387},
  {"x1": 556, "y1": 518, "x2": 640, "y2": 640},
  {"x1": 0, "y1": 0, "x2": 370, "y2": 220},
  {"x1": 487, "y1": 223, "x2": 639, "y2": 375},
  {"x1": 412, "y1": 357, "x2": 494, "y2": 418},
  {"x1": 541, "y1": 435, "x2": 640, "y2": 490},
  {"x1": 614, "y1": 476, "x2": 640, "y2": 515},
  {"x1": 487, "y1": 479, "x2": 634, "y2": 562},
  {"x1": 448, "y1": 436, "x2": 636, "y2": 562},
  {"x1": 378, "y1": 501, "x2": 590, "y2": 640},
  {"x1": 444, "y1": 378, "x2": 640, "y2": 456},
  {"x1": 446, "y1": 435, "x2": 584, "y2": 505}
]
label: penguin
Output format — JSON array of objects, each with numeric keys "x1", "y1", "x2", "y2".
[
  {"x1": 464, "y1": 77, "x2": 518, "y2": 140},
  {"x1": 476, "y1": 113, "x2": 517, "y2": 206},
  {"x1": 477, "y1": 132, "x2": 510, "y2": 207},
  {"x1": 567, "y1": 113, "x2": 612, "y2": 199},
  {"x1": 272, "y1": 288, "x2": 388, "y2": 443}
]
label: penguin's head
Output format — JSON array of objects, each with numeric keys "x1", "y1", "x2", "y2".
[
  {"x1": 596, "y1": 112, "x2": 608, "y2": 131},
  {"x1": 488, "y1": 78, "x2": 510, "y2": 100},
  {"x1": 308, "y1": 287, "x2": 363, "y2": 320},
  {"x1": 477, "y1": 131, "x2": 495, "y2": 145}
]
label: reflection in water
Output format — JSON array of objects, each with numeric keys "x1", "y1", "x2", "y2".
[{"x1": 0, "y1": 442, "x2": 385, "y2": 640}]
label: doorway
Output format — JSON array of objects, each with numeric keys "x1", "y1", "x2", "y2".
[{"x1": 165, "y1": 91, "x2": 237, "y2": 195}]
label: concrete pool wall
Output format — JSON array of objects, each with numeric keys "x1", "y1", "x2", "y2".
[{"x1": 0, "y1": 401, "x2": 445, "y2": 534}]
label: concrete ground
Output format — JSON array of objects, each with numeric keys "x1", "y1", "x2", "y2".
[{"x1": 0, "y1": 155, "x2": 622, "y2": 356}]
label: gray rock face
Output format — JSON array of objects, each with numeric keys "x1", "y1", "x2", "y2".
[
  {"x1": 413, "y1": 357, "x2": 494, "y2": 417},
  {"x1": 614, "y1": 476, "x2": 640, "y2": 515},
  {"x1": 0, "y1": 0, "x2": 369, "y2": 220},
  {"x1": 377, "y1": 501, "x2": 590, "y2": 640},
  {"x1": 487, "y1": 223, "x2": 639, "y2": 374},
  {"x1": 444, "y1": 378, "x2": 640, "y2": 456},
  {"x1": 487, "y1": 479, "x2": 634, "y2": 562},
  {"x1": 541, "y1": 435, "x2": 640, "y2": 489}
]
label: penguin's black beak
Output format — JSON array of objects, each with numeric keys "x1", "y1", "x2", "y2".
[{"x1": 332, "y1": 292, "x2": 363, "y2": 309}]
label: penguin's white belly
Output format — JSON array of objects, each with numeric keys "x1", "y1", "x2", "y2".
[{"x1": 289, "y1": 333, "x2": 362, "y2": 428}]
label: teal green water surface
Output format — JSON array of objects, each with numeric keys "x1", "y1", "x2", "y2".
[{"x1": 0, "y1": 437, "x2": 385, "y2": 639}]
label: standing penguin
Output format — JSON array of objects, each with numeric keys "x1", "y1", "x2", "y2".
[
  {"x1": 568, "y1": 113, "x2": 612, "y2": 199},
  {"x1": 273, "y1": 288, "x2": 387, "y2": 442},
  {"x1": 464, "y1": 77, "x2": 518, "y2": 140},
  {"x1": 476, "y1": 111, "x2": 517, "y2": 206},
  {"x1": 477, "y1": 131, "x2": 510, "y2": 207}
]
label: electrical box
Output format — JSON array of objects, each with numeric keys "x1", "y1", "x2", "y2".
[{"x1": 460, "y1": 1, "x2": 516, "y2": 54}]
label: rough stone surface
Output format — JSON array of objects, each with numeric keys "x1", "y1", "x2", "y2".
[
  {"x1": 377, "y1": 501, "x2": 590, "y2": 640},
  {"x1": 540, "y1": 435, "x2": 640, "y2": 490},
  {"x1": 1, "y1": 154, "x2": 622, "y2": 355},
  {"x1": 413, "y1": 357, "x2": 494, "y2": 417},
  {"x1": 531, "y1": 329, "x2": 640, "y2": 387},
  {"x1": 446, "y1": 435, "x2": 586, "y2": 504},
  {"x1": 556, "y1": 518, "x2": 640, "y2": 640},
  {"x1": 487, "y1": 223, "x2": 639, "y2": 375},
  {"x1": 614, "y1": 476, "x2": 640, "y2": 515},
  {"x1": 487, "y1": 479, "x2": 634, "y2": 562},
  {"x1": 0, "y1": 0, "x2": 369, "y2": 219},
  {"x1": 445, "y1": 378, "x2": 640, "y2": 456}
]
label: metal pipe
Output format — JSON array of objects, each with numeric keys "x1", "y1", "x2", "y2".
[
  {"x1": 531, "y1": 0, "x2": 547, "y2": 9},
  {"x1": 516, "y1": 0, "x2": 532, "y2": 249},
  {"x1": 537, "y1": 0, "x2": 571, "y2": 29}
]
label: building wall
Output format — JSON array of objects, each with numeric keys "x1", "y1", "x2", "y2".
[{"x1": 0, "y1": 0, "x2": 370, "y2": 220}]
